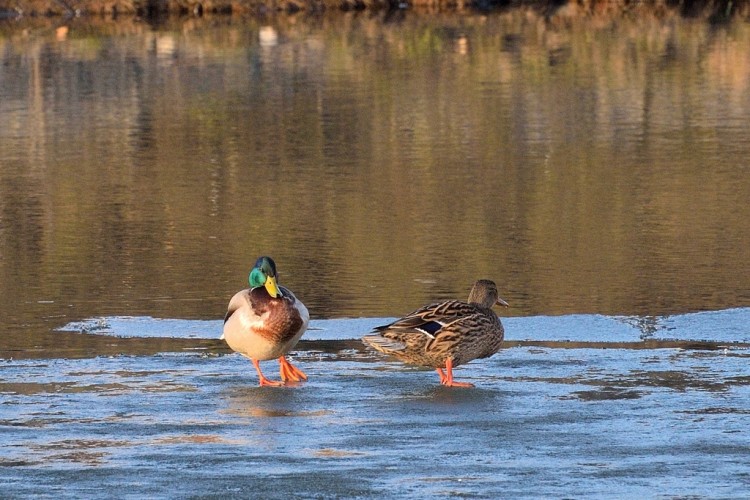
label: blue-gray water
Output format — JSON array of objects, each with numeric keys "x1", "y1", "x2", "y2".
[
  {"x1": 2, "y1": 311, "x2": 750, "y2": 498},
  {"x1": 2, "y1": 8, "x2": 750, "y2": 498}
]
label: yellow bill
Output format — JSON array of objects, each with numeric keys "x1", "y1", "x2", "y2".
[{"x1": 264, "y1": 275, "x2": 280, "y2": 298}]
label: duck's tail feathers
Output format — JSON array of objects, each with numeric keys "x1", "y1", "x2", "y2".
[{"x1": 362, "y1": 334, "x2": 406, "y2": 354}]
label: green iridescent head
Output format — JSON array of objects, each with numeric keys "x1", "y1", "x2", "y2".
[{"x1": 249, "y1": 256, "x2": 281, "y2": 298}]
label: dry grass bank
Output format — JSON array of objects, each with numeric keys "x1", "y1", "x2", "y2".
[{"x1": 1, "y1": 0, "x2": 748, "y2": 19}]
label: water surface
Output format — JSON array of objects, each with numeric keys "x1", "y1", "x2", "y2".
[
  {"x1": 2, "y1": 9, "x2": 750, "y2": 498},
  {"x1": 2, "y1": 11, "x2": 750, "y2": 349}
]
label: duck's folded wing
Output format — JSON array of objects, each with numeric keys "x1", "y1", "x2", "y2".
[
  {"x1": 361, "y1": 334, "x2": 408, "y2": 352},
  {"x1": 221, "y1": 291, "x2": 247, "y2": 340},
  {"x1": 374, "y1": 300, "x2": 481, "y2": 333},
  {"x1": 426, "y1": 313, "x2": 502, "y2": 355},
  {"x1": 438, "y1": 312, "x2": 498, "y2": 333},
  {"x1": 223, "y1": 290, "x2": 250, "y2": 323}
]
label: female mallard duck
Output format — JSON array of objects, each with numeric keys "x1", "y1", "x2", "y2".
[
  {"x1": 362, "y1": 280, "x2": 508, "y2": 387},
  {"x1": 222, "y1": 256, "x2": 310, "y2": 387}
]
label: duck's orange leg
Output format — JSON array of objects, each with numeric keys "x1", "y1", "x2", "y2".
[
  {"x1": 440, "y1": 358, "x2": 474, "y2": 388},
  {"x1": 278, "y1": 356, "x2": 308, "y2": 383},
  {"x1": 252, "y1": 359, "x2": 284, "y2": 387},
  {"x1": 436, "y1": 367, "x2": 448, "y2": 384}
]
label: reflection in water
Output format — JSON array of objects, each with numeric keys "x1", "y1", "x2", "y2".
[
  {"x1": 615, "y1": 315, "x2": 663, "y2": 339},
  {"x1": 221, "y1": 383, "x2": 333, "y2": 419},
  {"x1": 569, "y1": 387, "x2": 643, "y2": 401},
  {"x1": 1, "y1": 11, "x2": 750, "y2": 358}
]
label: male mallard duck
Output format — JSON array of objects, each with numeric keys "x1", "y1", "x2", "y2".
[
  {"x1": 222, "y1": 256, "x2": 310, "y2": 387},
  {"x1": 362, "y1": 280, "x2": 509, "y2": 387}
]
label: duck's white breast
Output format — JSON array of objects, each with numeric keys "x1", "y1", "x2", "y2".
[{"x1": 222, "y1": 288, "x2": 309, "y2": 361}]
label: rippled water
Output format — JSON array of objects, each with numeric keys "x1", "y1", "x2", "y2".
[
  {"x1": 2, "y1": 8, "x2": 750, "y2": 498},
  {"x1": 2, "y1": 11, "x2": 750, "y2": 348}
]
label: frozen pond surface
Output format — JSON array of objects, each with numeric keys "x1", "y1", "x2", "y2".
[
  {"x1": 2, "y1": 310, "x2": 750, "y2": 498},
  {"x1": 57, "y1": 307, "x2": 750, "y2": 343}
]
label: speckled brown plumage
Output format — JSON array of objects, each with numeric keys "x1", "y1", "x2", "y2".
[{"x1": 362, "y1": 279, "x2": 508, "y2": 387}]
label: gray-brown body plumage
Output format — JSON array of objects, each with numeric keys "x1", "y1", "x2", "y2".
[{"x1": 362, "y1": 280, "x2": 506, "y2": 369}]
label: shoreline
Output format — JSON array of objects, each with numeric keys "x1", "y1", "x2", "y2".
[{"x1": 1, "y1": 0, "x2": 748, "y2": 19}]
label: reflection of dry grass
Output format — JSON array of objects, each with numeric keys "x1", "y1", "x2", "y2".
[
  {"x1": 47, "y1": 451, "x2": 108, "y2": 465},
  {"x1": 3, "y1": 6, "x2": 750, "y2": 325},
  {"x1": 521, "y1": 364, "x2": 749, "y2": 397},
  {"x1": 0, "y1": 382, "x2": 76, "y2": 396},
  {"x1": 569, "y1": 387, "x2": 643, "y2": 400},
  {"x1": 222, "y1": 407, "x2": 333, "y2": 417},
  {"x1": 31, "y1": 439, "x2": 132, "y2": 449},
  {"x1": 154, "y1": 434, "x2": 232, "y2": 444},
  {"x1": 2, "y1": 0, "x2": 750, "y2": 17},
  {"x1": 679, "y1": 406, "x2": 750, "y2": 415},
  {"x1": 26, "y1": 439, "x2": 133, "y2": 466},
  {"x1": 310, "y1": 447, "x2": 366, "y2": 458}
]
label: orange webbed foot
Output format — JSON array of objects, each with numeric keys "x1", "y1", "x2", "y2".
[
  {"x1": 258, "y1": 376, "x2": 285, "y2": 387},
  {"x1": 439, "y1": 358, "x2": 475, "y2": 388},
  {"x1": 252, "y1": 358, "x2": 285, "y2": 387},
  {"x1": 278, "y1": 356, "x2": 308, "y2": 383}
]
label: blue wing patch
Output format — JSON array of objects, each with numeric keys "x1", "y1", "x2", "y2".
[{"x1": 416, "y1": 321, "x2": 443, "y2": 336}]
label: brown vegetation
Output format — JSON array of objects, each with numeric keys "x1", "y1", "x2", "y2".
[{"x1": 1, "y1": 0, "x2": 748, "y2": 18}]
